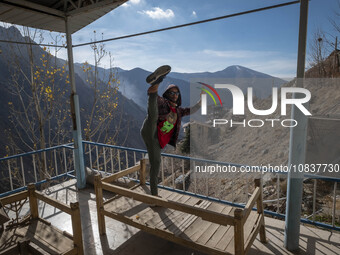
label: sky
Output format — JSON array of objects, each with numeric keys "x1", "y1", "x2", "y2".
[{"x1": 5, "y1": 0, "x2": 340, "y2": 78}]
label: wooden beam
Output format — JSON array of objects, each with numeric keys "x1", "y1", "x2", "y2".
[
  {"x1": 103, "y1": 210, "x2": 228, "y2": 255},
  {"x1": 70, "y1": 202, "x2": 84, "y2": 255},
  {"x1": 94, "y1": 174, "x2": 106, "y2": 235},
  {"x1": 28, "y1": 184, "x2": 38, "y2": 219},
  {"x1": 234, "y1": 209, "x2": 245, "y2": 255},
  {"x1": 35, "y1": 191, "x2": 72, "y2": 214},
  {"x1": 0, "y1": 190, "x2": 28, "y2": 205},
  {"x1": 243, "y1": 187, "x2": 260, "y2": 221},
  {"x1": 255, "y1": 178, "x2": 267, "y2": 243},
  {"x1": 102, "y1": 182, "x2": 235, "y2": 226},
  {"x1": 244, "y1": 213, "x2": 262, "y2": 254},
  {"x1": 140, "y1": 159, "x2": 146, "y2": 185},
  {"x1": 102, "y1": 164, "x2": 140, "y2": 183}
]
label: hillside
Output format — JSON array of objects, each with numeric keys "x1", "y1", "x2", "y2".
[
  {"x1": 0, "y1": 26, "x2": 146, "y2": 156},
  {"x1": 164, "y1": 50, "x2": 340, "y2": 218}
]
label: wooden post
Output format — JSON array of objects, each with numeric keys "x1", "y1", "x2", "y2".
[
  {"x1": 27, "y1": 184, "x2": 38, "y2": 219},
  {"x1": 70, "y1": 202, "x2": 84, "y2": 255},
  {"x1": 255, "y1": 178, "x2": 267, "y2": 243},
  {"x1": 234, "y1": 208, "x2": 245, "y2": 255},
  {"x1": 94, "y1": 174, "x2": 106, "y2": 235},
  {"x1": 140, "y1": 159, "x2": 146, "y2": 185}
]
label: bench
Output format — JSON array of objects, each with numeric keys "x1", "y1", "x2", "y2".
[
  {"x1": 0, "y1": 184, "x2": 83, "y2": 255},
  {"x1": 94, "y1": 159, "x2": 267, "y2": 255}
]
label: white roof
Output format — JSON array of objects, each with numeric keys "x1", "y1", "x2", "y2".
[{"x1": 0, "y1": 0, "x2": 128, "y2": 34}]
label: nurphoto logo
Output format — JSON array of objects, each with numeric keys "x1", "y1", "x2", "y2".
[{"x1": 198, "y1": 82, "x2": 312, "y2": 128}]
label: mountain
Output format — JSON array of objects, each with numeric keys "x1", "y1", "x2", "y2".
[
  {"x1": 0, "y1": 26, "x2": 146, "y2": 157},
  {"x1": 74, "y1": 64, "x2": 287, "y2": 112}
]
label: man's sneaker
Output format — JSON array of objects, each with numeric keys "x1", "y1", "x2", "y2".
[{"x1": 146, "y1": 65, "x2": 171, "y2": 85}]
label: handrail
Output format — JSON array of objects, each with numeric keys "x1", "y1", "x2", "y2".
[
  {"x1": 0, "y1": 143, "x2": 74, "y2": 162},
  {"x1": 83, "y1": 141, "x2": 340, "y2": 182}
]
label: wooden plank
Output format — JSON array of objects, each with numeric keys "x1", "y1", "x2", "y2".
[
  {"x1": 243, "y1": 187, "x2": 260, "y2": 221},
  {"x1": 28, "y1": 184, "x2": 38, "y2": 219},
  {"x1": 18, "y1": 220, "x2": 74, "y2": 254},
  {"x1": 102, "y1": 183, "x2": 235, "y2": 226},
  {"x1": 0, "y1": 191, "x2": 28, "y2": 205},
  {"x1": 244, "y1": 212, "x2": 262, "y2": 255},
  {"x1": 205, "y1": 225, "x2": 230, "y2": 250},
  {"x1": 94, "y1": 174, "x2": 105, "y2": 235},
  {"x1": 185, "y1": 202, "x2": 227, "y2": 243},
  {"x1": 243, "y1": 211, "x2": 260, "y2": 243},
  {"x1": 70, "y1": 202, "x2": 84, "y2": 255},
  {"x1": 216, "y1": 226, "x2": 235, "y2": 253},
  {"x1": 129, "y1": 190, "x2": 177, "y2": 225},
  {"x1": 143, "y1": 193, "x2": 183, "y2": 228},
  {"x1": 179, "y1": 201, "x2": 212, "y2": 238},
  {"x1": 165, "y1": 196, "x2": 202, "y2": 234},
  {"x1": 153, "y1": 195, "x2": 198, "y2": 231},
  {"x1": 35, "y1": 191, "x2": 72, "y2": 214},
  {"x1": 173, "y1": 200, "x2": 211, "y2": 237},
  {"x1": 254, "y1": 178, "x2": 266, "y2": 243},
  {"x1": 102, "y1": 165, "x2": 140, "y2": 183},
  {"x1": 233, "y1": 209, "x2": 245, "y2": 255},
  {"x1": 140, "y1": 159, "x2": 146, "y2": 185},
  {"x1": 103, "y1": 209, "x2": 230, "y2": 255},
  {"x1": 197, "y1": 205, "x2": 234, "y2": 246}
]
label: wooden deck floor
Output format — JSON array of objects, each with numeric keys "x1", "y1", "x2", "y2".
[
  {"x1": 0, "y1": 219, "x2": 75, "y2": 254},
  {"x1": 103, "y1": 185, "x2": 261, "y2": 255},
  {"x1": 4, "y1": 179, "x2": 340, "y2": 255}
]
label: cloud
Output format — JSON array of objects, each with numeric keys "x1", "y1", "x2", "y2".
[
  {"x1": 122, "y1": 0, "x2": 141, "y2": 8},
  {"x1": 139, "y1": 7, "x2": 174, "y2": 19},
  {"x1": 191, "y1": 11, "x2": 197, "y2": 18}
]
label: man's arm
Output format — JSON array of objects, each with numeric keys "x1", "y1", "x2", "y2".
[{"x1": 180, "y1": 99, "x2": 201, "y2": 117}]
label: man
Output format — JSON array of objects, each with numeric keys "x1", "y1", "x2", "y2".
[{"x1": 141, "y1": 65, "x2": 201, "y2": 196}]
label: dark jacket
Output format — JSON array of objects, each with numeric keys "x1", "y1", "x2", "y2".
[{"x1": 157, "y1": 84, "x2": 200, "y2": 147}]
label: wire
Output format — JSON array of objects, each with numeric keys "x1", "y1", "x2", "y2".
[
  {"x1": 72, "y1": 0, "x2": 300, "y2": 48},
  {"x1": 0, "y1": 0, "x2": 300, "y2": 49},
  {"x1": 0, "y1": 39, "x2": 64, "y2": 48}
]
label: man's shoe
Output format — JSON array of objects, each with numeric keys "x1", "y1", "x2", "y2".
[{"x1": 146, "y1": 65, "x2": 171, "y2": 85}]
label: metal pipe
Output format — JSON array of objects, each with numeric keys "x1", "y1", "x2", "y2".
[
  {"x1": 110, "y1": 148, "x2": 113, "y2": 173},
  {"x1": 96, "y1": 145, "x2": 99, "y2": 171},
  {"x1": 65, "y1": 16, "x2": 86, "y2": 189},
  {"x1": 63, "y1": 147, "x2": 67, "y2": 173},
  {"x1": 20, "y1": 157, "x2": 25, "y2": 186},
  {"x1": 284, "y1": 0, "x2": 309, "y2": 250},
  {"x1": 32, "y1": 154, "x2": 37, "y2": 183},
  {"x1": 103, "y1": 147, "x2": 107, "y2": 173},
  {"x1": 332, "y1": 182, "x2": 337, "y2": 227},
  {"x1": 313, "y1": 179, "x2": 317, "y2": 221}
]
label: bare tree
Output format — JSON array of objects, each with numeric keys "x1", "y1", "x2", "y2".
[{"x1": 2, "y1": 26, "x2": 123, "y2": 183}]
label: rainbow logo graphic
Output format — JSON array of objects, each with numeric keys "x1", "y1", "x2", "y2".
[{"x1": 197, "y1": 82, "x2": 223, "y2": 106}]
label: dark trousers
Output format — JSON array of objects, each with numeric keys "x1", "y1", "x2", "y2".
[{"x1": 141, "y1": 93, "x2": 161, "y2": 196}]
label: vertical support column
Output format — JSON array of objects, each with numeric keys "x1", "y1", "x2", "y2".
[
  {"x1": 70, "y1": 202, "x2": 84, "y2": 255},
  {"x1": 234, "y1": 209, "x2": 245, "y2": 255},
  {"x1": 255, "y1": 178, "x2": 266, "y2": 243},
  {"x1": 28, "y1": 184, "x2": 38, "y2": 219},
  {"x1": 140, "y1": 159, "x2": 146, "y2": 185},
  {"x1": 284, "y1": 0, "x2": 309, "y2": 251},
  {"x1": 94, "y1": 174, "x2": 106, "y2": 235},
  {"x1": 65, "y1": 17, "x2": 86, "y2": 189}
]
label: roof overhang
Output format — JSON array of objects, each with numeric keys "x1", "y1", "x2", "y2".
[{"x1": 0, "y1": 0, "x2": 128, "y2": 34}]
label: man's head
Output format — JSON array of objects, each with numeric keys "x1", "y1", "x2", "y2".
[{"x1": 163, "y1": 84, "x2": 181, "y2": 107}]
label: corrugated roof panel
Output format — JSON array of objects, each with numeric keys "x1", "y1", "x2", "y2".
[
  {"x1": 0, "y1": 0, "x2": 128, "y2": 34},
  {"x1": 7, "y1": 12, "x2": 40, "y2": 25},
  {"x1": 0, "y1": 8, "x2": 25, "y2": 21},
  {"x1": 0, "y1": 5, "x2": 12, "y2": 14}
]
